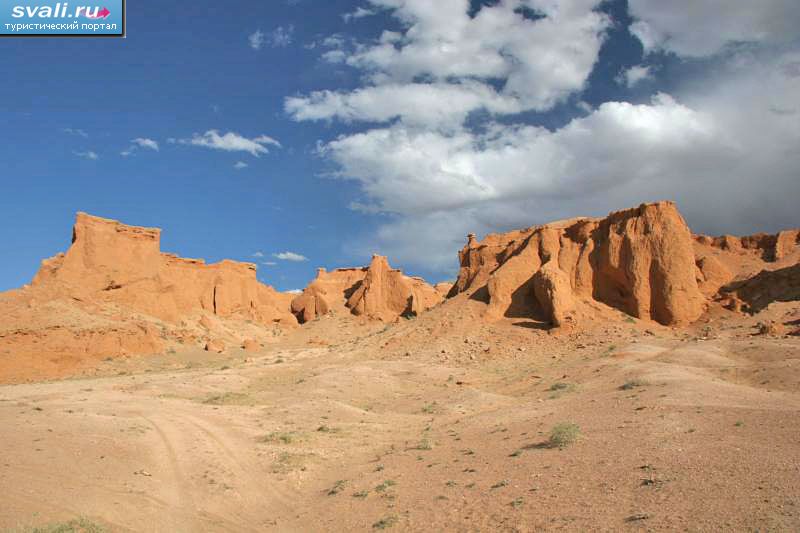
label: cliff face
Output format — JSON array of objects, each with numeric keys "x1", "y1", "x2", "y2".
[
  {"x1": 694, "y1": 229, "x2": 800, "y2": 263},
  {"x1": 451, "y1": 202, "x2": 706, "y2": 327},
  {"x1": 0, "y1": 213, "x2": 297, "y2": 381},
  {"x1": 346, "y1": 255, "x2": 442, "y2": 322},
  {"x1": 31, "y1": 213, "x2": 296, "y2": 326},
  {"x1": 291, "y1": 267, "x2": 368, "y2": 323},
  {"x1": 292, "y1": 255, "x2": 442, "y2": 323},
  {"x1": 693, "y1": 227, "x2": 800, "y2": 313}
]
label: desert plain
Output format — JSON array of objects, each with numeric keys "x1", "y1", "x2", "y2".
[{"x1": 1, "y1": 201, "x2": 799, "y2": 532}]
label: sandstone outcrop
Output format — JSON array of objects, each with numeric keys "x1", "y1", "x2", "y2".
[
  {"x1": 720, "y1": 264, "x2": 800, "y2": 314},
  {"x1": 692, "y1": 225, "x2": 800, "y2": 313},
  {"x1": 434, "y1": 282, "x2": 454, "y2": 297},
  {"x1": 347, "y1": 255, "x2": 442, "y2": 321},
  {"x1": 695, "y1": 256, "x2": 734, "y2": 297},
  {"x1": 205, "y1": 339, "x2": 226, "y2": 353},
  {"x1": 32, "y1": 213, "x2": 296, "y2": 326},
  {"x1": 291, "y1": 267, "x2": 368, "y2": 323},
  {"x1": 532, "y1": 261, "x2": 575, "y2": 328},
  {"x1": 0, "y1": 212, "x2": 297, "y2": 381},
  {"x1": 292, "y1": 256, "x2": 442, "y2": 323},
  {"x1": 452, "y1": 202, "x2": 707, "y2": 327},
  {"x1": 694, "y1": 229, "x2": 800, "y2": 263}
]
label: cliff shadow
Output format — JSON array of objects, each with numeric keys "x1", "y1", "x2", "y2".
[
  {"x1": 587, "y1": 225, "x2": 637, "y2": 320},
  {"x1": 505, "y1": 277, "x2": 544, "y2": 321},
  {"x1": 721, "y1": 263, "x2": 800, "y2": 314},
  {"x1": 343, "y1": 280, "x2": 363, "y2": 301},
  {"x1": 469, "y1": 285, "x2": 490, "y2": 304}
]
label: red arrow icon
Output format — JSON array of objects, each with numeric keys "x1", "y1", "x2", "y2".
[{"x1": 86, "y1": 7, "x2": 110, "y2": 19}]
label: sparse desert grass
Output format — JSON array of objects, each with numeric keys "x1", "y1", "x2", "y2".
[
  {"x1": 372, "y1": 515, "x2": 398, "y2": 529},
  {"x1": 421, "y1": 402, "x2": 439, "y2": 414},
  {"x1": 328, "y1": 479, "x2": 347, "y2": 495},
  {"x1": 271, "y1": 451, "x2": 310, "y2": 474},
  {"x1": 413, "y1": 438, "x2": 433, "y2": 450},
  {"x1": 258, "y1": 431, "x2": 299, "y2": 444},
  {"x1": 548, "y1": 382, "x2": 576, "y2": 398},
  {"x1": 17, "y1": 517, "x2": 105, "y2": 533},
  {"x1": 620, "y1": 379, "x2": 648, "y2": 390},
  {"x1": 549, "y1": 422, "x2": 581, "y2": 448},
  {"x1": 375, "y1": 479, "x2": 397, "y2": 492},
  {"x1": 353, "y1": 489, "x2": 370, "y2": 498},
  {"x1": 600, "y1": 344, "x2": 619, "y2": 357},
  {"x1": 201, "y1": 392, "x2": 251, "y2": 405}
]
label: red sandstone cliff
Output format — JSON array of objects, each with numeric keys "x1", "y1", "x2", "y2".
[
  {"x1": 693, "y1": 228, "x2": 800, "y2": 313},
  {"x1": 0, "y1": 213, "x2": 297, "y2": 381},
  {"x1": 451, "y1": 201, "x2": 800, "y2": 328},
  {"x1": 291, "y1": 255, "x2": 442, "y2": 323},
  {"x1": 451, "y1": 202, "x2": 707, "y2": 327},
  {"x1": 31, "y1": 213, "x2": 295, "y2": 326}
]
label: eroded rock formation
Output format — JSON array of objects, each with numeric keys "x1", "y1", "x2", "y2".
[
  {"x1": 451, "y1": 202, "x2": 707, "y2": 327},
  {"x1": 694, "y1": 229, "x2": 800, "y2": 263},
  {"x1": 347, "y1": 255, "x2": 442, "y2": 321},
  {"x1": 532, "y1": 261, "x2": 575, "y2": 328},
  {"x1": 32, "y1": 213, "x2": 295, "y2": 326},
  {"x1": 291, "y1": 267, "x2": 368, "y2": 323},
  {"x1": 693, "y1": 226, "x2": 800, "y2": 313},
  {"x1": 292, "y1": 255, "x2": 442, "y2": 323},
  {"x1": 0, "y1": 213, "x2": 296, "y2": 380}
]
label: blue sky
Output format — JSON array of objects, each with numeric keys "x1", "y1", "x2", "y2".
[{"x1": 1, "y1": 0, "x2": 799, "y2": 292}]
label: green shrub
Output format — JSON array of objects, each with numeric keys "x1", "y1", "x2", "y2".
[{"x1": 549, "y1": 422, "x2": 580, "y2": 448}]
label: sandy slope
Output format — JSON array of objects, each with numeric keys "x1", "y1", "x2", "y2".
[{"x1": 1, "y1": 308, "x2": 799, "y2": 532}]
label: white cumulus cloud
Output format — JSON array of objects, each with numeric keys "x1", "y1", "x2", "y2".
[
  {"x1": 270, "y1": 25, "x2": 294, "y2": 47},
  {"x1": 62, "y1": 127, "x2": 88, "y2": 138},
  {"x1": 181, "y1": 130, "x2": 281, "y2": 157},
  {"x1": 74, "y1": 150, "x2": 99, "y2": 160},
  {"x1": 121, "y1": 137, "x2": 159, "y2": 156},
  {"x1": 252, "y1": 26, "x2": 295, "y2": 50},
  {"x1": 616, "y1": 65, "x2": 654, "y2": 87},
  {"x1": 289, "y1": 0, "x2": 610, "y2": 118},
  {"x1": 629, "y1": 0, "x2": 800, "y2": 57},
  {"x1": 273, "y1": 251, "x2": 309, "y2": 262},
  {"x1": 290, "y1": 0, "x2": 800, "y2": 274},
  {"x1": 248, "y1": 30, "x2": 265, "y2": 50},
  {"x1": 132, "y1": 137, "x2": 159, "y2": 151},
  {"x1": 343, "y1": 6, "x2": 376, "y2": 22}
]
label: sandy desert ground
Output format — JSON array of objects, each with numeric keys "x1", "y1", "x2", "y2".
[{"x1": 2, "y1": 300, "x2": 799, "y2": 532}]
